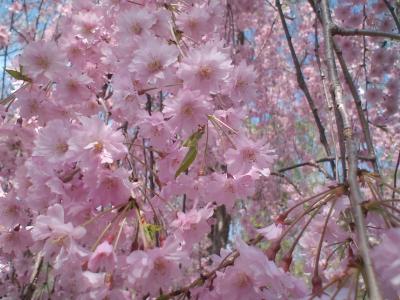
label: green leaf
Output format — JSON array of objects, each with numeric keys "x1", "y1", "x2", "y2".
[
  {"x1": 143, "y1": 223, "x2": 162, "y2": 242},
  {"x1": 175, "y1": 128, "x2": 204, "y2": 178},
  {"x1": 175, "y1": 145, "x2": 198, "y2": 178},
  {"x1": 5, "y1": 68, "x2": 32, "y2": 82},
  {"x1": 182, "y1": 129, "x2": 204, "y2": 147}
]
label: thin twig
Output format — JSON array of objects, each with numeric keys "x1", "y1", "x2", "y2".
[
  {"x1": 270, "y1": 172, "x2": 303, "y2": 195},
  {"x1": 392, "y1": 150, "x2": 400, "y2": 199},
  {"x1": 276, "y1": 0, "x2": 335, "y2": 175},
  {"x1": 331, "y1": 26, "x2": 400, "y2": 41}
]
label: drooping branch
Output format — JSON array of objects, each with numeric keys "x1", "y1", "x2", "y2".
[
  {"x1": 160, "y1": 234, "x2": 264, "y2": 299},
  {"x1": 333, "y1": 43, "x2": 380, "y2": 175},
  {"x1": 310, "y1": 1, "x2": 380, "y2": 176},
  {"x1": 276, "y1": 155, "x2": 375, "y2": 178},
  {"x1": 319, "y1": 1, "x2": 383, "y2": 298},
  {"x1": 276, "y1": 0, "x2": 335, "y2": 175},
  {"x1": 331, "y1": 26, "x2": 400, "y2": 41},
  {"x1": 382, "y1": 0, "x2": 400, "y2": 33},
  {"x1": 1, "y1": 12, "x2": 15, "y2": 100},
  {"x1": 393, "y1": 150, "x2": 400, "y2": 199},
  {"x1": 314, "y1": 19, "x2": 340, "y2": 180},
  {"x1": 277, "y1": 160, "x2": 330, "y2": 178}
]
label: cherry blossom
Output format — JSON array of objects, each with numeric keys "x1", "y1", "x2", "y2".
[
  {"x1": 0, "y1": 0, "x2": 399, "y2": 299},
  {"x1": 19, "y1": 41, "x2": 65, "y2": 81}
]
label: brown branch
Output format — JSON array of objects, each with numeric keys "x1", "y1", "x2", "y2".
[
  {"x1": 1, "y1": 12, "x2": 15, "y2": 99},
  {"x1": 331, "y1": 26, "x2": 400, "y2": 41},
  {"x1": 265, "y1": 0, "x2": 295, "y2": 20},
  {"x1": 333, "y1": 43, "x2": 380, "y2": 175},
  {"x1": 314, "y1": 19, "x2": 340, "y2": 180},
  {"x1": 313, "y1": 200, "x2": 336, "y2": 294},
  {"x1": 383, "y1": 0, "x2": 400, "y2": 33},
  {"x1": 319, "y1": 0, "x2": 383, "y2": 298},
  {"x1": 393, "y1": 150, "x2": 400, "y2": 199},
  {"x1": 277, "y1": 160, "x2": 331, "y2": 180},
  {"x1": 160, "y1": 235, "x2": 264, "y2": 299},
  {"x1": 21, "y1": 252, "x2": 44, "y2": 299},
  {"x1": 276, "y1": 0, "x2": 335, "y2": 175},
  {"x1": 33, "y1": 0, "x2": 45, "y2": 40},
  {"x1": 276, "y1": 156, "x2": 374, "y2": 177}
]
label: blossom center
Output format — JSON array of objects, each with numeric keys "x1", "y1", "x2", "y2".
[
  {"x1": 66, "y1": 80, "x2": 79, "y2": 92},
  {"x1": 225, "y1": 182, "x2": 235, "y2": 193},
  {"x1": 29, "y1": 100, "x2": 39, "y2": 113},
  {"x1": 236, "y1": 272, "x2": 251, "y2": 288},
  {"x1": 55, "y1": 142, "x2": 69, "y2": 154},
  {"x1": 131, "y1": 23, "x2": 142, "y2": 35},
  {"x1": 198, "y1": 65, "x2": 213, "y2": 80},
  {"x1": 181, "y1": 104, "x2": 194, "y2": 116},
  {"x1": 187, "y1": 19, "x2": 198, "y2": 30},
  {"x1": 235, "y1": 78, "x2": 247, "y2": 89},
  {"x1": 6, "y1": 205, "x2": 18, "y2": 215},
  {"x1": 242, "y1": 147, "x2": 257, "y2": 162},
  {"x1": 93, "y1": 141, "x2": 104, "y2": 153},
  {"x1": 153, "y1": 257, "x2": 167, "y2": 275},
  {"x1": 147, "y1": 59, "x2": 163, "y2": 73},
  {"x1": 35, "y1": 56, "x2": 50, "y2": 70},
  {"x1": 103, "y1": 178, "x2": 116, "y2": 190}
]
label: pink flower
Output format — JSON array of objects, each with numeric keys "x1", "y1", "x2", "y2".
[
  {"x1": 31, "y1": 204, "x2": 86, "y2": 257},
  {"x1": 164, "y1": 90, "x2": 211, "y2": 134},
  {"x1": 139, "y1": 112, "x2": 172, "y2": 150},
  {"x1": 227, "y1": 61, "x2": 257, "y2": 103},
  {"x1": 128, "y1": 35, "x2": 178, "y2": 84},
  {"x1": 54, "y1": 69, "x2": 93, "y2": 104},
  {"x1": 177, "y1": 41, "x2": 232, "y2": 93},
  {"x1": 69, "y1": 116, "x2": 127, "y2": 166},
  {"x1": 15, "y1": 86, "x2": 47, "y2": 120},
  {"x1": 33, "y1": 120, "x2": 74, "y2": 164},
  {"x1": 126, "y1": 239, "x2": 185, "y2": 296},
  {"x1": 0, "y1": 226, "x2": 32, "y2": 255},
  {"x1": 224, "y1": 136, "x2": 275, "y2": 175},
  {"x1": 89, "y1": 168, "x2": 131, "y2": 206},
  {"x1": 176, "y1": 5, "x2": 212, "y2": 41},
  {"x1": 19, "y1": 41, "x2": 65, "y2": 80},
  {"x1": 117, "y1": 9, "x2": 156, "y2": 38},
  {"x1": 171, "y1": 205, "x2": 214, "y2": 247},
  {"x1": 215, "y1": 239, "x2": 307, "y2": 299},
  {"x1": 32, "y1": 203, "x2": 86, "y2": 241},
  {"x1": 214, "y1": 239, "x2": 269, "y2": 300},
  {"x1": 208, "y1": 173, "x2": 255, "y2": 210},
  {"x1": 88, "y1": 241, "x2": 117, "y2": 272},
  {"x1": 0, "y1": 193, "x2": 28, "y2": 228},
  {"x1": 73, "y1": 12, "x2": 102, "y2": 41}
]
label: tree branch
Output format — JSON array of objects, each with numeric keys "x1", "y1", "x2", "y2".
[
  {"x1": 271, "y1": 171, "x2": 304, "y2": 195},
  {"x1": 393, "y1": 150, "x2": 400, "y2": 199},
  {"x1": 333, "y1": 43, "x2": 380, "y2": 175},
  {"x1": 160, "y1": 234, "x2": 264, "y2": 299},
  {"x1": 383, "y1": 0, "x2": 400, "y2": 33},
  {"x1": 276, "y1": 0, "x2": 335, "y2": 175},
  {"x1": 331, "y1": 26, "x2": 400, "y2": 41},
  {"x1": 319, "y1": 1, "x2": 383, "y2": 298}
]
